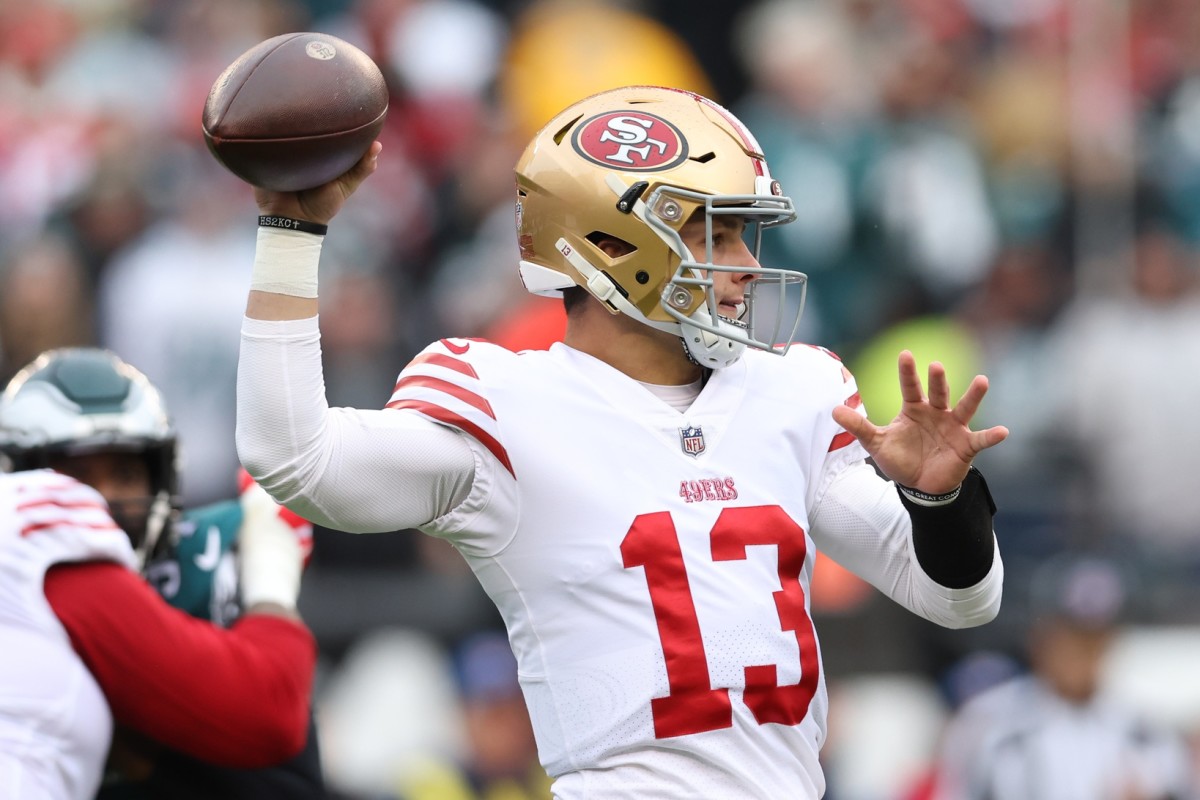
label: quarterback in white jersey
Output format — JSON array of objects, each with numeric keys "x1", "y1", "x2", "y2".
[
  {"x1": 0, "y1": 470, "x2": 134, "y2": 799},
  {"x1": 236, "y1": 86, "x2": 1008, "y2": 798}
]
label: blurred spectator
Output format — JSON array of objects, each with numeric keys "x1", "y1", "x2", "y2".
[
  {"x1": 497, "y1": 0, "x2": 715, "y2": 143},
  {"x1": 315, "y1": 628, "x2": 465, "y2": 797},
  {"x1": 733, "y1": 1, "x2": 997, "y2": 354},
  {"x1": 398, "y1": 630, "x2": 550, "y2": 800},
  {"x1": 732, "y1": 0, "x2": 884, "y2": 352},
  {"x1": 46, "y1": 161, "x2": 154, "y2": 290},
  {"x1": 96, "y1": 155, "x2": 257, "y2": 506},
  {"x1": 924, "y1": 555, "x2": 1193, "y2": 800},
  {"x1": 871, "y1": 29, "x2": 998, "y2": 302},
  {"x1": 0, "y1": 232, "x2": 94, "y2": 384},
  {"x1": 949, "y1": 238, "x2": 1080, "y2": 643},
  {"x1": 1039, "y1": 211, "x2": 1200, "y2": 613}
]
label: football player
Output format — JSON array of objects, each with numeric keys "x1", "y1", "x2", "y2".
[
  {"x1": 0, "y1": 348, "x2": 321, "y2": 799},
  {"x1": 235, "y1": 85, "x2": 1009, "y2": 798}
]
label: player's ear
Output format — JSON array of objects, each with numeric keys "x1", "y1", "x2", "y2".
[{"x1": 588, "y1": 233, "x2": 635, "y2": 259}]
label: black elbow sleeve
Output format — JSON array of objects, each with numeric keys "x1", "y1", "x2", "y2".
[{"x1": 902, "y1": 466, "x2": 997, "y2": 589}]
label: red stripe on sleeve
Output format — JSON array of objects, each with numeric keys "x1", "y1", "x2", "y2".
[
  {"x1": 45, "y1": 562, "x2": 315, "y2": 768},
  {"x1": 387, "y1": 399, "x2": 515, "y2": 478},
  {"x1": 389, "y1": 375, "x2": 497, "y2": 419},
  {"x1": 828, "y1": 431, "x2": 857, "y2": 453},
  {"x1": 236, "y1": 467, "x2": 254, "y2": 494},
  {"x1": 403, "y1": 352, "x2": 477, "y2": 380},
  {"x1": 802, "y1": 343, "x2": 843, "y2": 362},
  {"x1": 22, "y1": 520, "x2": 122, "y2": 538},
  {"x1": 18, "y1": 497, "x2": 109, "y2": 513}
]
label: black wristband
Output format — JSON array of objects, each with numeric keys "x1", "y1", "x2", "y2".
[
  {"x1": 258, "y1": 215, "x2": 328, "y2": 236},
  {"x1": 898, "y1": 483, "x2": 962, "y2": 505}
]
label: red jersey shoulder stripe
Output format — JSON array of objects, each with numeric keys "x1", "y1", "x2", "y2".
[
  {"x1": 828, "y1": 431, "x2": 857, "y2": 453},
  {"x1": 391, "y1": 341, "x2": 513, "y2": 476},
  {"x1": 389, "y1": 375, "x2": 496, "y2": 419},
  {"x1": 408, "y1": 352, "x2": 478, "y2": 378},
  {"x1": 22, "y1": 519, "x2": 122, "y2": 538},
  {"x1": 17, "y1": 496, "x2": 109, "y2": 514},
  {"x1": 829, "y1": 393, "x2": 863, "y2": 453},
  {"x1": 801, "y1": 343, "x2": 844, "y2": 363},
  {"x1": 388, "y1": 399, "x2": 514, "y2": 477}
]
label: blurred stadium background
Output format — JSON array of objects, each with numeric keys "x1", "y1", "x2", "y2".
[{"x1": 4, "y1": 0, "x2": 1200, "y2": 797}]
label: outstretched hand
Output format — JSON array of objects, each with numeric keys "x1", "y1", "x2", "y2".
[
  {"x1": 253, "y1": 140, "x2": 382, "y2": 224},
  {"x1": 831, "y1": 350, "x2": 1009, "y2": 495}
]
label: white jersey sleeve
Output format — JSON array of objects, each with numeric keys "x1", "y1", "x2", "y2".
[
  {"x1": 383, "y1": 338, "x2": 520, "y2": 557},
  {"x1": 237, "y1": 316, "x2": 476, "y2": 533},
  {"x1": 810, "y1": 461, "x2": 1002, "y2": 628},
  {"x1": 0, "y1": 470, "x2": 137, "y2": 800}
]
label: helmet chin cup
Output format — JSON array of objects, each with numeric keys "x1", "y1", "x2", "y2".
[{"x1": 680, "y1": 317, "x2": 746, "y2": 369}]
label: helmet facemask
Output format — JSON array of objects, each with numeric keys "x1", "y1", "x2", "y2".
[
  {"x1": 41, "y1": 442, "x2": 179, "y2": 568},
  {"x1": 0, "y1": 349, "x2": 181, "y2": 568},
  {"x1": 638, "y1": 183, "x2": 808, "y2": 368}
]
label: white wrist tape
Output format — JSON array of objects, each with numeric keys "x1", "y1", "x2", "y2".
[
  {"x1": 238, "y1": 481, "x2": 304, "y2": 609},
  {"x1": 250, "y1": 226, "x2": 323, "y2": 298}
]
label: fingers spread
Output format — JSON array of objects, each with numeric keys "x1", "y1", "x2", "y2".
[
  {"x1": 927, "y1": 361, "x2": 950, "y2": 410},
  {"x1": 971, "y1": 425, "x2": 1010, "y2": 453},
  {"x1": 953, "y1": 375, "x2": 990, "y2": 425},
  {"x1": 897, "y1": 350, "x2": 925, "y2": 405}
]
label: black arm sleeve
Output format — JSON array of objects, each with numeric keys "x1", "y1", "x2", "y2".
[{"x1": 901, "y1": 466, "x2": 997, "y2": 590}]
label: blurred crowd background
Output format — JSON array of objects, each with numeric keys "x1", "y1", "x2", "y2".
[{"x1": 4, "y1": 0, "x2": 1200, "y2": 797}]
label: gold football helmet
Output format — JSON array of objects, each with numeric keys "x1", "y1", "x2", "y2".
[{"x1": 515, "y1": 85, "x2": 807, "y2": 368}]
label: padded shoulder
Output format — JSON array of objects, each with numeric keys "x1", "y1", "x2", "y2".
[{"x1": 385, "y1": 338, "x2": 521, "y2": 477}]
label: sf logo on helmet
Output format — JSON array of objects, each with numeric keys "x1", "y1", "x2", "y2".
[{"x1": 573, "y1": 111, "x2": 689, "y2": 171}]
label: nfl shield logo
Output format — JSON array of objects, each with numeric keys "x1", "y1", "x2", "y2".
[{"x1": 679, "y1": 425, "x2": 706, "y2": 457}]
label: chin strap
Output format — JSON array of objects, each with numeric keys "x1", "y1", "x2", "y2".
[
  {"x1": 135, "y1": 490, "x2": 174, "y2": 571},
  {"x1": 554, "y1": 238, "x2": 678, "y2": 335},
  {"x1": 555, "y1": 237, "x2": 746, "y2": 368},
  {"x1": 680, "y1": 336, "x2": 701, "y2": 366}
]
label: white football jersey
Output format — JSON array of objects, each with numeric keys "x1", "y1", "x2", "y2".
[
  {"x1": 0, "y1": 470, "x2": 136, "y2": 800},
  {"x1": 387, "y1": 340, "x2": 875, "y2": 799}
]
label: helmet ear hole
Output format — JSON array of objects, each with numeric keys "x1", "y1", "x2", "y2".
[
  {"x1": 635, "y1": 271, "x2": 650, "y2": 284},
  {"x1": 585, "y1": 232, "x2": 636, "y2": 259}
]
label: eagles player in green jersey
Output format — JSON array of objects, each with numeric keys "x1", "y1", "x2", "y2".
[
  {"x1": 147, "y1": 469, "x2": 313, "y2": 629},
  {"x1": 0, "y1": 348, "x2": 326, "y2": 800}
]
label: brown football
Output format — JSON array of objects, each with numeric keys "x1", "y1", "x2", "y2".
[{"x1": 202, "y1": 32, "x2": 388, "y2": 192}]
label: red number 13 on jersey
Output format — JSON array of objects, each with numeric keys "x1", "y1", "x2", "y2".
[{"x1": 620, "y1": 505, "x2": 820, "y2": 739}]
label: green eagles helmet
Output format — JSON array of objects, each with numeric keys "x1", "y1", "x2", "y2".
[{"x1": 0, "y1": 348, "x2": 179, "y2": 565}]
